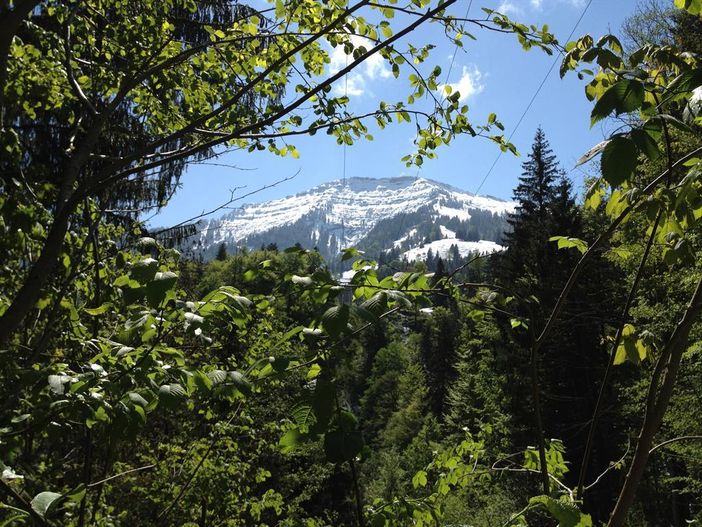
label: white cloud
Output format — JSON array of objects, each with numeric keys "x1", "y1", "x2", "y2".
[
  {"x1": 497, "y1": 0, "x2": 523, "y2": 15},
  {"x1": 438, "y1": 65, "x2": 484, "y2": 103},
  {"x1": 365, "y1": 53, "x2": 392, "y2": 80},
  {"x1": 498, "y1": 0, "x2": 583, "y2": 13},
  {"x1": 329, "y1": 35, "x2": 391, "y2": 98},
  {"x1": 339, "y1": 73, "x2": 365, "y2": 97}
]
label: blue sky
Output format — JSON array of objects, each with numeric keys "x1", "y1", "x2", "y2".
[{"x1": 150, "y1": 0, "x2": 637, "y2": 227}]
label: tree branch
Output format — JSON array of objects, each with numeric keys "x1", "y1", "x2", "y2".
[
  {"x1": 608, "y1": 274, "x2": 702, "y2": 527},
  {"x1": 648, "y1": 435, "x2": 702, "y2": 455},
  {"x1": 88, "y1": 0, "x2": 459, "y2": 193},
  {"x1": 534, "y1": 144, "x2": 702, "y2": 357},
  {"x1": 577, "y1": 206, "x2": 663, "y2": 498}
]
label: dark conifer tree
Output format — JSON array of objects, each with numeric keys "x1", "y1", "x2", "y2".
[
  {"x1": 420, "y1": 306, "x2": 461, "y2": 417},
  {"x1": 435, "y1": 257, "x2": 447, "y2": 279},
  {"x1": 490, "y1": 128, "x2": 618, "y2": 518},
  {"x1": 497, "y1": 126, "x2": 563, "y2": 288},
  {"x1": 215, "y1": 242, "x2": 228, "y2": 261}
]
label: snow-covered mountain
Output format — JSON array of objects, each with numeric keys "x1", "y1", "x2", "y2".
[{"x1": 179, "y1": 176, "x2": 515, "y2": 264}]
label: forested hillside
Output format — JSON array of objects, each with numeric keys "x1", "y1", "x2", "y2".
[{"x1": 2, "y1": 0, "x2": 702, "y2": 526}]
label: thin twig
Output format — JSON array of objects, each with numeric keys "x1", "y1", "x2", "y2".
[
  {"x1": 576, "y1": 206, "x2": 663, "y2": 498},
  {"x1": 156, "y1": 404, "x2": 242, "y2": 524},
  {"x1": 648, "y1": 435, "x2": 702, "y2": 455},
  {"x1": 152, "y1": 172, "x2": 298, "y2": 236},
  {"x1": 86, "y1": 464, "x2": 156, "y2": 488},
  {"x1": 584, "y1": 440, "x2": 630, "y2": 491}
]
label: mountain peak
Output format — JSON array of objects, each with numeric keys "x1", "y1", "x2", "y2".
[
  {"x1": 310, "y1": 176, "x2": 470, "y2": 195},
  {"x1": 182, "y1": 176, "x2": 515, "y2": 263}
]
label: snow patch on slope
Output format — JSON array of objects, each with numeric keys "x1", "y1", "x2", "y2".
[
  {"x1": 403, "y1": 239, "x2": 503, "y2": 261},
  {"x1": 435, "y1": 204, "x2": 471, "y2": 221},
  {"x1": 393, "y1": 228, "x2": 418, "y2": 248},
  {"x1": 439, "y1": 225, "x2": 456, "y2": 239}
]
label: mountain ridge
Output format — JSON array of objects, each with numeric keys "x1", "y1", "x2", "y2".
[{"x1": 178, "y1": 176, "x2": 515, "y2": 264}]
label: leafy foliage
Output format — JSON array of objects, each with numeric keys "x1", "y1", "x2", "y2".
[{"x1": 2, "y1": 2, "x2": 702, "y2": 527}]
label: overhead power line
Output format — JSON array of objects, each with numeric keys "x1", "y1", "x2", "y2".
[{"x1": 473, "y1": 0, "x2": 593, "y2": 195}]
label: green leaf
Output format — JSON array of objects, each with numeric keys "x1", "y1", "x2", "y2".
[
  {"x1": 352, "y1": 305, "x2": 379, "y2": 324},
  {"x1": 84, "y1": 303, "x2": 112, "y2": 316},
  {"x1": 596, "y1": 34, "x2": 623, "y2": 55},
  {"x1": 65, "y1": 484, "x2": 86, "y2": 503},
  {"x1": 146, "y1": 271, "x2": 178, "y2": 306},
  {"x1": 279, "y1": 428, "x2": 304, "y2": 453},
  {"x1": 630, "y1": 129, "x2": 660, "y2": 161},
  {"x1": 207, "y1": 370, "x2": 227, "y2": 385},
  {"x1": 667, "y1": 68, "x2": 702, "y2": 94},
  {"x1": 549, "y1": 236, "x2": 588, "y2": 254},
  {"x1": 674, "y1": 0, "x2": 702, "y2": 15},
  {"x1": 584, "y1": 179, "x2": 605, "y2": 210},
  {"x1": 412, "y1": 470, "x2": 428, "y2": 488},
  {"x1": 341, "y1": 247, "x2": 363, "y2": 261},
  {"x1": 158, "y1": 383, "x2": 187, "y2": 408},
  {"x1": 591, "y1": 79, "x2": 644, "y2": 126},
  {"x1": 321, "y1": 304, "x2": 349, "y2": 337},
  {"x1": 360, "y1": 291, "x2": 388, "y2": 317},
  {"x1": 227, "y1": 371, "x2": 252, "y2": 396},
  {"x1": 128, "y1": 392, "x2": 148, "y2": 407},
  {"x1": 601, "y1": 135, "x2": 638, "y2": 187},
  {"x1": 337, "y1": 410, "x2": 357, "y2": 432},
  {"x1": 306, "y1": 363, "x2": 321, "y2": 380},
  {"x1": 530, "y1": 496, "x2": 592, "y2": 527},
  {"x1": 135, "y1": 237, "x2": 158, "y2": 252},
  {"x1": 646, "y1": 113, "x2": 694, "y2": 134},
  {"x1": 468, "y1": 309, "x2": 485, "y2": 321},
  {"x1": 290, "y1": 403, "x2": 314, "y2": 428},
  {"x1": 614, "y1": 324, "x2": 649, "y2": 366},
  {"x1": 130, "y1": 258, "x2": 158, "y2": 284},
  {"x1": 192, "y1": 371, "x2": 213, "y2": 392},
  {"x1": 311, "y1": 380, "x2": 336, "y2": 432},
  {"x1": 30, "y1": 492, "x2": 63, "y2": 519}
]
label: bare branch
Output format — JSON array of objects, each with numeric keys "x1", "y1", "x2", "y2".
[
  {"x1": 648, "y1": 435, "x2": 702, "y2": 455},
  {"x1": 86, "y1": 464, "x2": 156, "y2": 488},
  {"x1": 151, "y1": 171, "x2": 298, "y2": 237},
  {"x1": 577, "y1": 206, "x2": 663, "y2": 498},
  {"x1": 585, "y1": 440, "x2": 630, "y2": 492},
  {"x1": 65, "y1": 18, "x2": 98, "y2": 116}
]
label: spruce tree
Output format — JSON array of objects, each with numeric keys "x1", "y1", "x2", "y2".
[
  {"x1": 445, "y1": 320, "x2": 511, "y2": 451},
  {"x1": 491, "y1": 127, "x2": 618, "y2": 516},
  {"x1": 420, "y1": 306, "x2": 461, "y2": 417},
  {"x1": 498, "y1": 126, "x2": 564, "y2": 287}
]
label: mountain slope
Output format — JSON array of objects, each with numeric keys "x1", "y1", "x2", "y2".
[{"x1": 180, "y1": 176, "x2": 515, "y2": 263}]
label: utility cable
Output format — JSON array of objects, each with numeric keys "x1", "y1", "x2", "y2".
[
  {"x1": 401, "y1": 1, "x2": 473, "y2": 260},
  {"x1": 473, "y1": 0, "x2": 593, "y2": 195},
  {"x1": 341, "y1": 50, "x2": 349, "y2": 247}
]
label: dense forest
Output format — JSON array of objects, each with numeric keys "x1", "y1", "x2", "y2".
[{"x1": 2, "y1": 0, "x2": 702, "y2": 526}]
